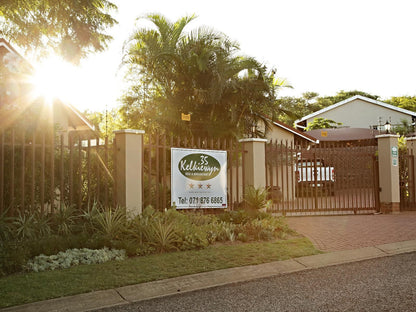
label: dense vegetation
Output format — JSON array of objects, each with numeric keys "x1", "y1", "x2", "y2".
[
  {"x1": 119, "y1": 14, "x2": 287, "y2": 138},
  {"x1": 0, "y1": 0, "x2": 118, "y2": 63},
  {"x1": 0, "y1": 195, "x2": 293, "y2": 276}
]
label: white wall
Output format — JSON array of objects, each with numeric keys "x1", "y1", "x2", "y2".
[{"x1": 307, "y1": 99, "x2": 413, "y2": 129}]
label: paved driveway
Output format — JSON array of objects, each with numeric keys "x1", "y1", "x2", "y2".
[{"x1": 286, "y1": 212, "x2": 416, "y2": 251}]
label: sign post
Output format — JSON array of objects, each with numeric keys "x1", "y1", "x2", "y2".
[{"x1": 171, "y1": 148, "x2": 227, "y2": 209}]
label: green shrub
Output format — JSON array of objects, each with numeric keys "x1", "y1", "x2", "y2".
[
  {"x1": 110, "y1": 239, "x2": 144, "y2": 256},
  {"x1": 0, "y1": 241, "x2": 30, "y2": 276},
  {"x1": 128, "y1": 208, "x2": 212, "y2": 253},
  {"x1": 235, "y1": 217, "x2": 292, "y2": 241},
  {"x1": 210, "y1": 221, "x2": 237, "y2": 242},
  {"x1": 49, "y1": 204, "x2": 77, "y2": 236},
  {"x1": 236, "y1": 221, "x2": 264, "y2": 241},
  {"x1": 0, "y1": 209, "x2": 12, "y2": 242},
  {"x1": 26, "y1": 233, "x2": 90, "y2": 257},
  {"x1": 11, "y1": 211, "x2": 51, "y2": 241},
  {"x1": 1, "y1": 200, "x2": 294, "y2": 276},
  {"x1": 218, "y1": 210, "x2": 251, "y2": 224},
  {"x1": 90, "y1": 205, "x2": 127, "y2": 241},
  {"x1": 126, "y1": 206, "x2": 158, "y2": 251},
  {"x1": 165, "y1": 209, "x2": 210, "y2": 250},
  {"x1": 243, "y1": 186, "x2": 272, "y2": 212}
]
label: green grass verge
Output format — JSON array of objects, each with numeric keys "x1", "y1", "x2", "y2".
[{"x1": 0, "y1": 237, "x2": 319, "y2": 308}]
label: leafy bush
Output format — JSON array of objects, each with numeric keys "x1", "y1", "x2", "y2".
[
  {"x1": 146, "y1": 219, "x2": 179, "y2": 252},
  {"x1": 217, "y1": 210, "x2": 251, "y2": 224},
  {"x1": 0, "y1": 209, "x2": 12, "y2": 242},
  {"x1": 11, "y1": 211, "x2": 51, "y2": 241},
  {"x1": 164, "y1": 209, "x2": 210, "y2": 250},
  {"x1": 131, "y1": 208, "x2": 210, "y2": 253},
  {"x1": 0, "y1": 241, "x2": 30, "y2": 276},
  {"x1": 90, "y1": 205, "x2": 127, "y2": 241},
  {"x1": 49, "y1": 204, "x2": 77, "y2": 236},
  {"x1": 26, "y1": 233, "x2": 90, "y2": 257},
  {"x1": 243, "y1": 186, "x2": 272, "y2": 212},
  {"x1": 1, "y1": 201, "x2": 294, "y2": 276},
  {"x1": 26, "y1": 247, "x2": 126, "y2": 272}
]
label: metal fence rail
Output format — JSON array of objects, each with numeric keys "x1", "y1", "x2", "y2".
[
  {"x1": 0, "y1": 128, "x2": 114, "y2": 215},
  {"x1": 400, "y1": 148, "x2": 416, "y2": 211},
  {"x1": 143, "y1": 133, "x2": 245, "y2": 211}
]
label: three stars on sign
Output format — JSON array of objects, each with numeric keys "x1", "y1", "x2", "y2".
[{"x1": 188, "y1": 183, "x2": 211, "y2": 189}]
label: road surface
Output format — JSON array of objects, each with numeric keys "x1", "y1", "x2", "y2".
[{"x1": 94, "y1": 252, "x2": 416, "y2": 312}]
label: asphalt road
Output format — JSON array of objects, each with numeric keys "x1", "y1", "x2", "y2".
[{"x1": 95, "y1": 252, "x2": 416, "y2": 312}]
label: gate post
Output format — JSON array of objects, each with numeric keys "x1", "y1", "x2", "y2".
[
  {"x1": 376, "y1": 134, "x2": 400, "y2": 214},
  {"x1": 114, "y1": 129, "x2": 144, "y2": 218},
  {"x1": 239, "y1": 138, "x2": 267, "y2": 190},
  {"x1": 405, "y1": 137, "x2": 416, "y2": 205}
]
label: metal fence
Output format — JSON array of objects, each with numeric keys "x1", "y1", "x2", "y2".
[
  {"x1": 0, "y1": 128, "x2": 114, "y2": 215},
  {"x1": 266, "y1": 140, "x2": 379, "y2": 215},
  {"x1": 399, "y1": 148, "x2": 416, "y2": 211},
  {"x1": 10, "y1": 125, "x2": 408, "y2": 216},
  {"x1": 1, "y1": 127, "x2": 246, "y2": 215},
  {"x1": 143, "y1": 133, "x2": 245, "y2": 211}
]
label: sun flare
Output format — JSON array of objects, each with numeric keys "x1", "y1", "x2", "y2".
[
  {"x1": 30, "y1": 54, "x2": 121, "y2": 113},
  {"x1": 31, "y1": 57, "x2": 81, "y2": 104}
]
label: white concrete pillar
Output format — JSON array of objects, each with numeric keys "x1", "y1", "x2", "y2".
[
  {"x1": 376, "y1": 134, "x2": 400, "y2": 214},
  {"x1": 114, "y1": 129, "x2": 144, "y2": 218},
  {"x1": 239, "y1": 138, "x2": 267, "y2": 189}
]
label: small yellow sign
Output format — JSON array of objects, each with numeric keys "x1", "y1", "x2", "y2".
[
  {"x1": 321, "y1": 130, "x2": 328, "y2": 137},
  {"x1": 181, "y1": 113, "x2": 191, "y2": 121}
]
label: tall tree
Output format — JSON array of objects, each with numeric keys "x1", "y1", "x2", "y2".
[
  {"x1": 0, "y1": 0, "x2": 118, "y2": 63},
  {"x1": 122, "y1": 14, "x2": 283, "y2": 138},
  {"x1": 316, "y1": 90, "x2": 379, "y2": 106},
  {"x1": 276, "y1": 92, "x2": 322, "y2": 126},
  {"x1": 385, "y1": 96, "x2": 416, "y2": 112},
  {"x1": 276, "y1": 90, "x2": 380, "y2": 126},
  {"x1": 305, "y1": 117, "x2": 343, "y2": 130}
]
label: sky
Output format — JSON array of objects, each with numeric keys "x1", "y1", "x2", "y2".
[{"x1": 31, "y1": 0, "x2": 416, "y2": 112}]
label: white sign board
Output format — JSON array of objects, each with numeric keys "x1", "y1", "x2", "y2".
[{"x1": 171, "y1": 148, "x2": 227, "y2": 209}]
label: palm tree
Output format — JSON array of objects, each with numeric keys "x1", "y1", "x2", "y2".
[{"x1": 122, "y1": 13, "x2": 284, "y2": 138}]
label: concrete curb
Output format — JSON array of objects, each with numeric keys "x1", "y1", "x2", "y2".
[{"x1": 3, "y1": 239, "x2": 416, "y2": 312}]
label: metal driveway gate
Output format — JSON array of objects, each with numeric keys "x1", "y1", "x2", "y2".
[
  {"x1": 266, "y1": 140, "x2": 379, "y2": 215},
  {"x1": 399, "y1": 148, "x2": 416, "y2": 211}
]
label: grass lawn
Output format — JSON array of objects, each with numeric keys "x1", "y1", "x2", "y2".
[{"x1": 0, "y1": 237, "x2": 320, "y2": 308}]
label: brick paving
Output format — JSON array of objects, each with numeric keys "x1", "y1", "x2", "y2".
[{"x1": 286, "y1": 212, "x2": 416, "y2": 252}]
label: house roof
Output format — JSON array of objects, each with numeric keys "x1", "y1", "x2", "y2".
[
  {"x1": 294, "y1": 95, "x2": 416, "y2": 127},
  {"x1": 268, "y1": 118, "x2": 319, "y2": 144},
  {"x1": 56, "y1": 100, "x2": 95, "y2": 132},
  {"x1": 306, "y1": 128, "x2": 379, "y2": 142},
  {"x1": 0, "y1": 38, "x2": 33, "y2": 73},
  {"x1": 0, "y1": 38, "x2": 23, "y2": 57}
]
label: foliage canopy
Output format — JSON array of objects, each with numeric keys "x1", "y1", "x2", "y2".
[
  {"x1": 121, "y1": 14, "x2": 286, "y2": 138},
  {"x1": 0, "y1": 0, "x2": 118, "y2": 63},
  {"x1": 276, "y1": 90, "x2": 380, "y2": 126},
  {"x1": 305, "y1": 117, "x2": 343, "y2": 131}
]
